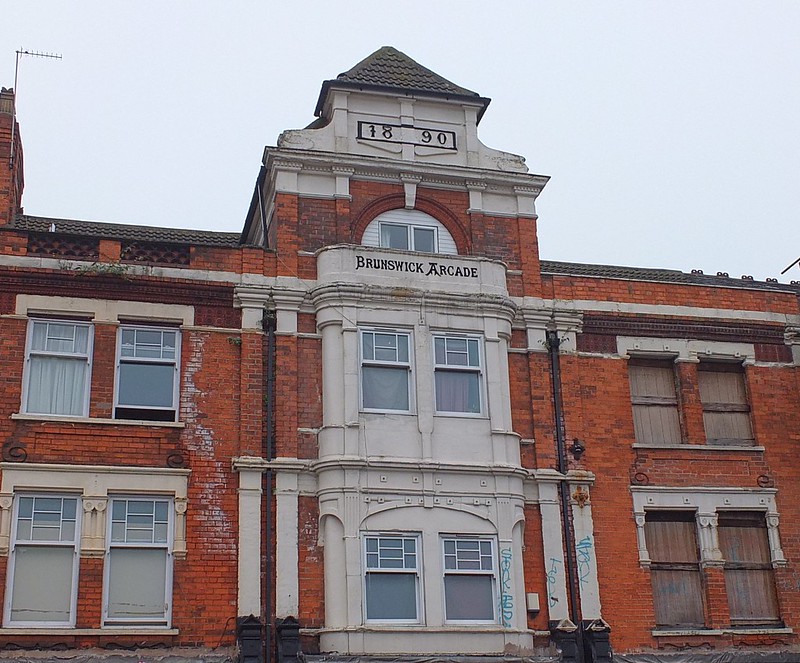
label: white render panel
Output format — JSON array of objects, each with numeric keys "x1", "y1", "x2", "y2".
[
  {"x1": 537, "y1": 476, "x2": 570, "y2": 622},
  {"x1": 234, "y1": 460, "x2": 266, "y2": 616},
  {"x1": 315, "y1": 245, "x2": 508, "y2": 297},
  {"x1": 275, "y1": 474, "x2": 300, "y2": 617},
  {"x1": 297, "y1": 172, "x2": 336, "y2": 197},
  {"x1": 569, "y1": 483, "x2": 602, "y2": 620},
  {"x1": 278, "y1": 87, "x2": 529, "y2": 174}
]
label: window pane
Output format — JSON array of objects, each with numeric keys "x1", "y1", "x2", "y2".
[
  {"x1": 365, "y1": 573, "x2": 416, "y2": 620},
  {"x1": 18, "y1": 497, "x2": 33, "y2": 519},
  {"x1": 381, "y1": 224, "x2": 408, "y2": 250},
  {"x1": 10, "y1": 545, "x2": 74, "y2": 623},
  {"x1": 362, "y1": 366, "x2": 409, "y2": 410},
  {"x1": 27, "y1": 356, "x2": 87, "y2": 416},
  {"x1": 362, "y1": 333, "x2": 375, "y2": 361},
  {"x1": 106, "y1": 548, "x2": 168, "y2": 622},
  {"x1": 413, "y1": 227, "x2": 435, "y2": 253},
  {"x1": 46, "y1": 324, "x2": 78, "y2": 353},
  {"x1": 436, "y1": 370, "x2": 480, "y2": 413},
  {"x1": 396, "y1": 335, "x2": 409, "y2": 362},
  {"x1": 444, "y1": 575, "x2": 494, "y2": 621},
  {"x1": 118, "y1": 363, "x2": 175, "y2": 408},
  {"x1": 467, "y1": 340, "x2": 479, "y2": 367},
  {"x1": 434, "y1": 337, "x2": 445, "y2": 364}
]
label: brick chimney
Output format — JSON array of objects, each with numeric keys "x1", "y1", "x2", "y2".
[{"x1": 0, "y1": 87, "x2": 24, "y2": 227}]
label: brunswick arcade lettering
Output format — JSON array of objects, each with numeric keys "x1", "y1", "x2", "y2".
[{"x1": 355, "y1": 255, "x2": 478, "y2": 278}]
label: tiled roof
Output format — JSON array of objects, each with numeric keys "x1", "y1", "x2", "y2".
[
  {"x1": 315, "y1": 47, "x2": 490, "y2": 119},
  {"x1": 11, "y1": 215, "x2": 242, "y2": 247},
  {"x1": 541, "y1": 259, "x2": 797, "y2": 292},
  {"x1": 336, "y1": 46, "x2": 480, "y2": 97}
]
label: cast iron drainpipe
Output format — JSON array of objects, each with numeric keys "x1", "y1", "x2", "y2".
[
  {"x1": 547, "y1": 327, "x2": 586, "y2": 663},
  {"x1": 263, "y1": 309, "x2": 277, "y2": 663}
]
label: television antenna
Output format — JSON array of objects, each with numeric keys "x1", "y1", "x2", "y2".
[
  {"x1": 9, "y1": 48, "x2": 62, "y2": 168},
  {"x1": 781, "y1": 258, "x2": 800, "y2": 276}
]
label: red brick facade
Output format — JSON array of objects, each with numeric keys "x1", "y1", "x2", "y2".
[{"x1": 2, "y1": 52, "x2": 800, "y2": 663}]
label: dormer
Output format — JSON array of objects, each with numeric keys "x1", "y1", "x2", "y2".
[{"x1": 277, "y1": 46, "x2": 528, "y2": 173}]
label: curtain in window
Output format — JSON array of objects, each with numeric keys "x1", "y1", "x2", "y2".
[
  {"x1": 27, "y1": 356, "x2": 87, "y2": 416},
  {"x1": 435, "y1": 370, "x2": 480, "y2": 413}
]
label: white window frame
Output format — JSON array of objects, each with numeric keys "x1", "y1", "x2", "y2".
[
  {"x1": 3, "y1": 494, "x2": 81, "y2": 627},
  {"x1": 362, "y1": 533, "x2": 422, "y2": 624},
  {"x1": 114, "y1": 325, "x2": 180, "y2": 422},
  {"x1": 22, "y1": 319, "x2": 93, "y2": 418},
  {"x1": 359, "y1": 330, "x2": 413, "y2": 413},
  {"x1": 379, "y1": 221, "x2": 439, "y2": 253},
  {"x1": 433, "y1": 335, "x2": 484, "y2": 416},
  {"x1": 103, "y1": 496, "x2": 174, "y2": 628},
  {"x1": 441, "y1": 536, "x2": 498, "y2": 624}
]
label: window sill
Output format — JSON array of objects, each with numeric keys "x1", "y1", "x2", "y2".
[
  {"x1": 653, "y1": 627, "x2": 791, "y2": 637},
  {"x1": 0, "y1": 627, "x2": 178, "y2": 635},
  {"x1": 633, "y1": 443, "x2": 764, "y2": 452},
  {"x1": 11, "y1": 413, "x2": 185, "y2": 428}
]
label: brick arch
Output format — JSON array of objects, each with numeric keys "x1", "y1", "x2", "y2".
[{"x1": 351, "y1": 193, "x2": 471, "y2": 255}]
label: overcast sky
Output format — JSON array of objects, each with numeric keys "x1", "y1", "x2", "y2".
[{"x1": 4, "y1": 2, "x2": 799, "y2": 281}]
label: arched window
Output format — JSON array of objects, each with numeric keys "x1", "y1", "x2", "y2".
[{"x1": 361, "y1": 209, "x2": 457, "y2": 255}]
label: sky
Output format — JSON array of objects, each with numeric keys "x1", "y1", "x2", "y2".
[{"x1": 3, "y1": 2, "x2": 799, "y2": 282}]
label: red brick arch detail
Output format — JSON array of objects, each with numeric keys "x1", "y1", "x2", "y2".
[{"x1": 351, "y1": 194, "x2": 472, "y2": 255}]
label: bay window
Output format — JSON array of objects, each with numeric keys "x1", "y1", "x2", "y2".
[
  {"x1": 442, "y1": 537, "x2": 497, "y2": 622},
  {"x1": 360, "y1": 330, "x2": 411, "y2": 412},
  {"x1": 434, "y1": 336, "x2": 482, "y2": 414},
  {"x1": 364, "y1": 535, "x2": 420, "y2": 622}
]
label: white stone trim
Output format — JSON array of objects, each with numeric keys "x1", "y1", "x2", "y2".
[
  {"x1": 15, "y1": 294, "x2": 194, "y2": 326},
  {"x1": 568, "y1": 479, "x2": 602, "y2": 620},
  {"x1": 631, "y1": 486, "x2": 786, "y2": 567},
  {"x1": 232, "y1": 456, "x2": 269, "y2": 616},
  {"x1": 0, "y1": 463, "x2": 190, "y2": 560},
  {"x1": 536, "y1": 471, "x2": 569, "y2": 622},
  {"x1": 617, "y1": 336, "x2": 755, "y2": 363},
  {"x1": 518, "y1": 296, "x2": 800, "y2": 327}
]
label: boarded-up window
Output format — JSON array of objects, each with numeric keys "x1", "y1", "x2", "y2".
[
  {"x1": 629, "y1": 359, "x2": 682, "y2": 445},
  {"x1": 718, "y1": 512, "x2": 780, "y2": 625},
  {"x1": 698, "y1": 363, "x2": 754, "y2": 445},
  {"x1": 644, "y1": 511, "x2": 705, "y2": 628}
]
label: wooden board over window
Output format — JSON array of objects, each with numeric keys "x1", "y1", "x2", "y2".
[
  {"x1": 629, "y1": 359, "x2": 682, "y2": 446},
  {"x1": 718, "y1": 512, "x2": 781, "y2": 625},
  {"x1": 644, "y1": 511, "x2": 705, "y2": 629},
  {"x1": 698, "y1": 363, "x2": 754, "y2": 446}
]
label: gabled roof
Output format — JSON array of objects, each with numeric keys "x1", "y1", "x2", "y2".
[
  {"x1": 10, "y1": 215, "x2": 242, "y2": 247},
  {"x1": 315, "y1": 46, "x2": 490, "y2": 120}
]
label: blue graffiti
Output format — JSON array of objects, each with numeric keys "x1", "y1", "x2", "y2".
[
  {"x1": 546, "y1": 557, "x2": 562, "y2": 607},
  {"x1": 576, "y1": 536, "x2": 593, "y2": 586},
  {"x1": 499, "y1": 547, "x2": 513, "y2": 627}
]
